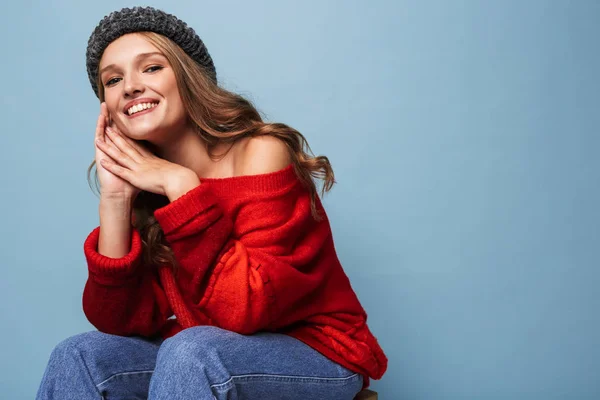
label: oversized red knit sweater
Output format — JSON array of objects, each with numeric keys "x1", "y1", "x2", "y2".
[{"x1": 82, "y1": 164, "x2": 387, "y2": 387}]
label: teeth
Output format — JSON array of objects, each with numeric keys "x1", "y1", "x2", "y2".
[{"x1": 128, "y1": 102, "x2": 158, "y2": 116}]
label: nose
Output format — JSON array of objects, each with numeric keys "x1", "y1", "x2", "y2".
[{"x1": 123, "y1": 73, "x2": 145, "y2": 98}]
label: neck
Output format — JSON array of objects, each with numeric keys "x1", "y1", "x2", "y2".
[{"x1": 153, "y1": 123, "x2": 233, "y2": 179}]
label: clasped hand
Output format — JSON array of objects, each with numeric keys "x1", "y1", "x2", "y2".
[{"x1": 95, "y1": 123, "x2": 198, "y2": 200}]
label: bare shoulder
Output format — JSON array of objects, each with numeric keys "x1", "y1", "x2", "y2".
[{"x1": 234, "y1": 134, "x2": 292, "y2": 176}]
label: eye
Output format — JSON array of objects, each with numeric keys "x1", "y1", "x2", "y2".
[
  {"x1": 104, "y1": 66, "x2": 163, "y2": 87},
  {"x1": 105, "y1": 77, "x2": 120, "y2": 86}
]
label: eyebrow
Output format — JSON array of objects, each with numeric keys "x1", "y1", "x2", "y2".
[{"x1": 99, "y1": 52, "x2": 166, "y2": 75}]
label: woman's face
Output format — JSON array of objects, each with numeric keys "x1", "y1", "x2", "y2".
[{"x1": 98, "y1": 33, "x2": 188, "y2": 144}]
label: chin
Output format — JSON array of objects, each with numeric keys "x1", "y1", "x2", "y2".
[{"x1": 118, "y1": 126, "x2": 157, "y2": 141}]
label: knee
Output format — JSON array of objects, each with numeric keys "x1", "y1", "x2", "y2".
[
  {"x1": 156, "y1": 326, "x2": 233, "y2": 367},
  {"x1": 49, "y1": 331, "x2": 106, "y2": 361}
]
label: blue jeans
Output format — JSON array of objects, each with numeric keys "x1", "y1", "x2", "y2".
[{"x1": 36, "y1": 325, "x2": 363, "y2": 399}]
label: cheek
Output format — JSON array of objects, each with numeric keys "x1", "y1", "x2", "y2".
[
  {"x1": 102, "y1": 95, "x2": 120, "y2": 120},
  {"x1": 166, "y1": 89, "x2": 186, "y2": 114},
  {"x1": 163, "y1": 76, "x2": 183, "y2": 105},
  {"x1": 111, "y1": 105, "x2": 121, "y2": 119}
]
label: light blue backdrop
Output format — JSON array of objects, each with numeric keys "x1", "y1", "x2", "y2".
[{"x1": 0, "y1": 1, "x2": 598, "y2": 399}]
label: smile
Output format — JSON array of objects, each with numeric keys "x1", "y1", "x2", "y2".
[{"x1": 126, "y1": 102, "x2": 159, "y2": 118}]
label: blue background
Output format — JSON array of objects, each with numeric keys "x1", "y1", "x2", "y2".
[{"x1": 1, "y1": 1, "x2": 598, "y2": 398}]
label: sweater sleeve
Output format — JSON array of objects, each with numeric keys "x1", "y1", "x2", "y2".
[
  {"x1": 82, "y1": 226, "x2": 172, "y2": 337},
  {"x1": 153, "y1": 181, "x2": 331, "y2": 334}
]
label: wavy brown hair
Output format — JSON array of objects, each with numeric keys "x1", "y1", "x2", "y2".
[{"x1": 87, "y1": 31, "x2": 335, "y2": 272}]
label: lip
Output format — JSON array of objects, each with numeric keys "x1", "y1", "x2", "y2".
[{"x1": 123, "y1": 97, "x2": 160, "y2": 115}]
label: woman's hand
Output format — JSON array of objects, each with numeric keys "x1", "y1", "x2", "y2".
[
  {"x1": 95, "y1": 102, "x2": 139, "y2": 201},
  {"x1": 94, "y1": 116, "x2": 200, "y2": 200}
]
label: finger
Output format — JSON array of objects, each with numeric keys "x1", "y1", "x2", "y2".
[
  {"x1": 113, "y1": 129, "x2": 153, "y2": 157},
  {"x1": 94, "y1": 141, "x2": 122, "y2": 176},
  {"x1": 101, "y1": 102, "x2": 111, "y2": 130},
  {"x1": 101, "y1": 108, "x2": 153, "y2": 158},
  {"x1": 105, "y1": 126, "x2": 147, "y2": 161},
  {"x1": 105, "y1": 133, "x2": 116, "y2": 146},
  {"x1": 96, "y1": 135, "x2": 134, "y2": 169},
  {"x1": 95, "y1": 142, "x2": 111, "y2": 160},
  {"x1": 100, "y1": 158, "x2": 133, "y2": 183},
  {"x1": 98, "y1": 134, "x2": 130, "y2": 166},
  {"x1": 95, "y1": 143, "x2": 118, "y2": 167},
  {"x1": 105, "y1": 103, "x2": 113, "y2": 128},
  {"x1": 95, "y1": 104, "x2": 107, "y2": 143}
]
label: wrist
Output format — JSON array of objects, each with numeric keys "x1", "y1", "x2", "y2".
[
  {"x1": 165, "y1": 169, "x2": 200, "y2": 202},
  {"x1": 100, "y1": 195, "x2": 133, "y2": 219},
  {"x1": 100, "y1": 194, "x2": 134, "y2": 207}
]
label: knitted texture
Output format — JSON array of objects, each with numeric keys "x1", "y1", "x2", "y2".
[
  {"x1": 86, "y1": 6, "x2": 216, "y2": 97},
  {"x1": 82, "y1": 164, "x2": 388, "y2": 388}
]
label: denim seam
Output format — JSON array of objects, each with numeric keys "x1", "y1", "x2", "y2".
[
  {"x1": 76, "y1": 351, "x2": 105, "y2": 398},
  {"x1": 96, "y1": 369, "x2": 155, "y2": 388},
  {"x1": 211, "y1": 372, "x2": 360, "y2": 389}
]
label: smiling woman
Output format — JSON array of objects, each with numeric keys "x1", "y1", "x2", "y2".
[{"x1": 35, "y1": 5, "x2": 387, "y2": 400}]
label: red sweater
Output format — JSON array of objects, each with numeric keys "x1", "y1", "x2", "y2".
[{"x1": 82, "y1": 164, "x2": 387, "y2": 387}]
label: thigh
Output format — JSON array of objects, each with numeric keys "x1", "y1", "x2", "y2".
[
  {"x1": 53, "y1": 330, "x2": 163, "y2": 399},
  {"x1": 161, "y1": 326, "x2": 363, "y2": 400}
]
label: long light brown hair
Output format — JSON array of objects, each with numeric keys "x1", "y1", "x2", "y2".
[{"x1": 87, "y1": 31, "x2": 335, "y2": 272}]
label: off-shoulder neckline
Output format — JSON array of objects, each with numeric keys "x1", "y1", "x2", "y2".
[
  {"x1": 199, "y1": 163, "x2": 295, "y2": 182},
  {"x1": 198, "y1": 163, "x2": 299, "y2": 196}
]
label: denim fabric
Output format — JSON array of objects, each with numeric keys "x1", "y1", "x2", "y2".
[{"x1": 36, "y1": 325, "x2": 363, "y2": 399}]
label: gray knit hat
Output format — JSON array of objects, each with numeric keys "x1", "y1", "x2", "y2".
[{"x1": 86, "y1": 6, "x2": 217, "y2": 97}]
